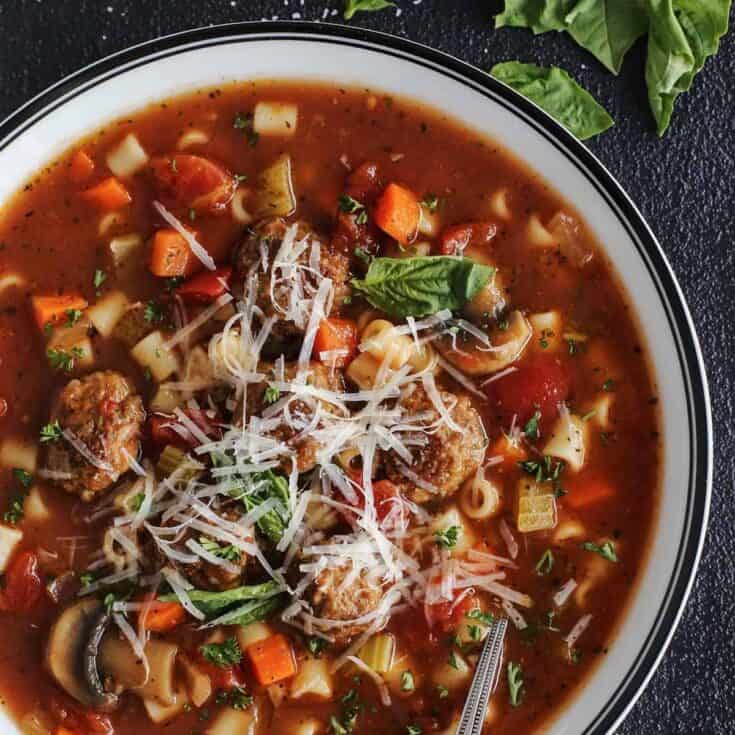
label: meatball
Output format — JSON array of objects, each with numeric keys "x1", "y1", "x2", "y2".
[
  {"x1": 308, "y1": 563, "x2": 388, "y2": 647},
  {"x1": 245, "y1": 361, "x2": 344, "y2": 473},
  {"x1": 46, "y1": 371, "x2": 145, "y2": 502},
  {"x1": 384, "y1": 384, "x2": 485, "y2": 504},
  {"x1": 232, "y1": 218, "x2": 350, "y2": 343}
]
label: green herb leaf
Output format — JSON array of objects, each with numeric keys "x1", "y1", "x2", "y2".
[
  {"x1": 144, "y1": 301, "x2": 165, "y2": 323},
  {"x1": 65, "y1": 308, "x2": 83, "y2": 327},
  {"x1": 200, "y1": 637, "x2": 242, "y2": 668},
  {"x1": 161, "y1": 580, "x2": 281, "y2": 618},
  {"x1": 307, "y1": 637, "x2": 329, "y2": 658},
  {"x1": 448, "y1": 650, "x2": 460, "y2": 670},
  {"x1": 93, "y1": 269, "x2": 107, "y2": 290},
  {"x1": 467, "y1": 608, "x2": 495, "y2": 625},
  {"x1": 434, "y1": 525, "x2": 460, "y2": 550},
  {"x1": 12, "y1": 468, "x2": 32, "y2": 489},
  {"x1": 495, "y1": 1, "x2": 649, "y2": 75},
  {"x1": 490, "y1": 62, "x2": 614, "y2": 140},
  {"x1": 436, "y1": 684, "x2": 450, "y2": 699},
  {"x1": 199, "y1": 536, "x2": 242, "y2": 562},
  {"x1": 535, "y1": 548, "x2": 555, "y2": 575},
  {"x1": 602, "y1": 378, "x2": 616, "y2": 392},
  {"x1": 40, "y1": 420, "x2": 63, "y2": 442},
  {"x1": 420, "y1": 194, "x2": 440, "y2": 212},
  {"x1": 407, "y1": 726, "x2": 423, "y2": 735},
  {"x1": 352, "y1": 256, "x2": 494, "y2": 318},
  {"x1": 78, "y1": 571, "x2": 95, "y2": 587},
  {"x1": 3, "y1": 494, "x2": 26, "y2": 525},
  {"x1": 263, "y1": 384, "x2": 281, "y2": 404},
  {"x1": 344, "y1": 0, "x2": 395, "y2": 21},
  {"x1": 523, "y1": 409, "x2": 542, "y2": 440},
  {"x1": 582, "y1": 540, "x2": 619, "y2": 562},
  {"x1": 338, "y1": 194, "x2": 365, "y2": 214},
  {"x1": 47, "y1": 347, "x2": 83, "y2": 373},
  {"x1": 507, "y1": 661, "x2": 525, "y2": 707},
  {"x1": 400, "y1": 670, "x2": 415, "y2": 692}
]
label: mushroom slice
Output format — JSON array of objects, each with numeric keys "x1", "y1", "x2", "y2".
[
  {"x1": 437, "y1": 310, "x2": 532, "y2": 376},
  {"x1": 99, "y1": 634, "x2": 150, "y2": 691},
  {"x1": 46, "y1": 599, "x2": 119, "y2": 711}
]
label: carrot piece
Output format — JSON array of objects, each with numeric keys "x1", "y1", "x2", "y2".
[
  {"x1": 313, "y1": 317, "x2": 358, "y2": 368},
  {"x1": 31, "y1": 294, "x2": 88, "y2": 331},
  {"x1": 489, "y1": 434, "x2": 527, "y2": 467},
  {"x1": 373, "y1": 182, "x2": 420, "y2": 245},
  {"x1": 565, "y1": 479, "x2": 615, "y2": 509},
  {"x1": 149, "y1": 228, "x2": 201, "y2": 277},
  {"x1": 141, "y1": 600, "x2": 187, "y2": 632},
  {"x1": 246, "y1": 633, "x2": 297, "y2": 686},
  {"x1": 69, "y1": 151, "x2": 95, "y2": 183},
  {"x1": 81, "y1": 177, "x2": 132, "y2": 211}
]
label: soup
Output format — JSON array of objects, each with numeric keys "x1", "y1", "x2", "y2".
[{"x1": 0, "y1": 82, "x2": 660, "y2": 735}]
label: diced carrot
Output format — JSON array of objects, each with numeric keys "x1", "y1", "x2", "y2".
[
  {"x1": 313, "y1": 317, "x2": 358, "y2": 368},
  {"x1": 31, "y1": 294, "x2": 88, "y2": 331},
  {"x1": 565, "y1": 479, "x2": 615, "y2": 509},
  {"x1": 141, "y1": 600, "x2": 186, "y2": 632},
  {"x1": 81, "y1": 177, "x2": 132, "y2": 211},
  {"x1": 373, "y1": 182, "x2": 420, "y2": 245},
  {"x1": 246, "y1": 633, "x2": 297, "y2": 686},
  {"x1": 149, "y1": 228, "x2": 201, "y2": 277},
  {"x1": 69, "y1": 151, "x2": 95, "y2": 184},
  {"x1": 489, "y1": 434, "x2": 527, "y2": 467}
]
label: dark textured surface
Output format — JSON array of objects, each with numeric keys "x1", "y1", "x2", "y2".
[{"x1": 0, "y1": 1, "x2": 733, "y2": 732}]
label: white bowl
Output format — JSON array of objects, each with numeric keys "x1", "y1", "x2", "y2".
[{"x1": 0, "y1": 22, "x2": 711, "y2": 735}]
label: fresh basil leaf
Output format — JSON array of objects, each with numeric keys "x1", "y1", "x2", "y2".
[
  {"x1": 495, "y1": 1, "x2": 648, "y2": 75},
  {"x1": 344, "y1": 0, "x2": 395, "y2": 21},
  {"x1": 491, "y1": 62, "x2": 614, "y2": 140},
  {"x1": 161, "y1": 580, "x2": 281, "y2": 617},
  {"x1": 351, "y1": 256, "x2": 494, "y2": 318},
  {"x1": 203, "y1": 595, "x2": 284, "y2": 627}
]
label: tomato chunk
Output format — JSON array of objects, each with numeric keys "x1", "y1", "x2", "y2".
[
  {"x1": 148, "y1": 409, "x2": 222, "y2": 450},
  {"x1": 425, "y1": 592, "x2": 478, "y2": 632},
  {"x1": 49, "y1": 694, "x2": 113, "y2": 735},
  {"x1": 486, "y1": 358, "x2": 570, "y2": 426},
  {"x1": 176, "y1": 267, "x2": 233, "y2": 304},
  {"x1": 0, "y1": 550, "x2": 43, "y2": 613},
  {"x1": 438, "y1": 221, "x2": 497, "y2": 255},
  {"x1": 151, "y1": 154, "x2": 236, "y2": 214}
]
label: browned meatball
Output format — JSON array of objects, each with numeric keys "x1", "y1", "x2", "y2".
[
  {"x1": 384, "y1": 384, "x2": 485, "y2": 504},
  {"x1": 232, "y1": 218, "x2": 350, "y2": 343},
  {"x1": 308, "y1": 564, "x2": 387, "y2": 647},
  {"x1": 245, "y1": 361, "x2": 344, "y2": 473},
  {"x1": 46, "y1": 371, "x2": 145, "y2": 502}
]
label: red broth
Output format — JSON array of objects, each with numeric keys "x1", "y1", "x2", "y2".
[{"x1": 0, "y1": 82, "x2": 659, "y2": 735}]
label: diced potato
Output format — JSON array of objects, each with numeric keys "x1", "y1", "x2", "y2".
[
  {"x1": 543, "y1": 413, "x2": 587, "y2": 472},
  {"x1": 106, "y1": 133, "x2": 149, "y2": 177},
  {"x1": 99, "y1": 212, "x2": 127, "y2": 236},
  {"x1": 552, "y1": 518, "x2": 586, "y2": 544},
  {"x1": 585, "y1": 393, "x2": 614, "y2": 430},
  {"x1": 529, "y1": 311, "x2": 562, "y2": 351},
  {"x1": 131, "y1": 331, "x2": 179, "y2": 382},
  {"x1": 0, "y1": 272, "x2": 27, "y2": 294},
  {"x1": 137, "y1": 639, "x2": 179, "y2": 705},
  {"x1": 253, "y1": 102, "x2": 299, "y2": 137},
  {"x1": 418, "y1": 205, "x2": 440, "y2": 237},
  {"x1": 179, "y1": 654, "x2": 212, "y2": 708},
  {"x1": 48, "y1": 322, "x2": 95, "y2": 370},
  {"x1": 359, "y1": 634, "x2": 395, "y2": 674},
  {"x1": 430, "y1": 506, "x2": 475, "y2": 554},
  {"x1": 432, "y1": 651, "x2": 472, "y2": 693},
  {"x1": 267, "y1": 681, "x2": 289, "y2": 708},
  {"x1": 575, "y1": 553, "x2": 611, "y2": 606},
  {"x1": 289, "y1": 658, "x2": 333, "y2": 701},
  {"x1": 516, "y1": 477, "x2": 557, "y2": 533},
  {"x1": 0, "y1": 439, "x2": 38, "y2": 472},
  {"x1": 290, "y1": 719, "x2": 321, "y2": 735},
  {"x1": 176, "y1": 129, "x2": 210, "y2": 150},
  {"x1": 87, "y1": 291, "x2": 129, "y2": 337},
  {"x1": 142, "y1": 689, "x2": 189, "y2": 725},
  {"x1": 252, "y1": 154, "x2": 296, "y2": 219},
  {"x1": 237, "y1": 622, "x2": 273, "y2": 650},
  {"x1": 205, "y1": 704, "x2": 257, "y2": 735},
  {"x1": 24, "y1": 486, "x2": 51, "y2": 524},
  {"x1": 489, "y1": 188, "x2": 511, "y2": 220},
  {"x1": 112, "y1": 303, "x2": 151, "y2": 347},
  {"x1": 526, "y1": 213, "x2": 556, "y2": 247},
  {"x1": 383, "y1": 652, "x2": 421, "y2": 698},
  {"x1": 456, "y1": 609, "x2": 490, "y2": 646},
  {"x1": 109, "y1": 233, "x2": 143, "y2": 266},
  {"x1": 0, "y1": 525, "x2": 23, "y2": 572},
  {"x1": 150, "y1": 384, "x2": 183, "y2": 413}
]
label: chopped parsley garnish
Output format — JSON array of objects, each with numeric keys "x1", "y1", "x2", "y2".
[
  {"x1": 165, "y1": 276, "x2": 184, "y2": 293},
  {"x1": 602, "y1": 378, "x2": 615, "y2": 392},
  {"x1": 233, "y1": 112, "x2": 259, "y2": 147},
  {"x1": 43, "y1": 322, "x2": 54, "y2": 338},
  {"x1": 498, "y1": 317, "x2": 510, "y2": 331},
  {"x1": 216, "y1": 686, "x2": 253, "y2": 710},
  {"x1": 467, "y1": 624, "x2": 482, "y2": 641},
  {"x1": 420, "y1": 193, "x2": 439, "y2": 212},
  {"x1": 329, "y1": 689, "x2": 362, "y2": 734},
  {"x1": 12, "y1": 468, "x2": 32, "y2": 489},
  {"x1": 338, "y1": 194, "x2": 365, "y2": 214},
  {"x1": 103, "y1": 591, "x2": 124, "y2": 614},
  {"x1": 263, "y1": 384, "x2": 281, "y2": 404},
  {"x1": 436, "y1": 684, "x2": 449, "y2": 699},
  {"x1": 523, "y1": 409, "x2": 541, "y2": 440},
  {"x1": 570, "y1": 648, "x2": 583, "y2": 664},
  {"x1": 356, "y1": 209, "x2": 368, "y2": 225},
  {"x1": 447, "y1": 650, "x2": 460, "y2": 670},
  {"x1": 199, "y1": 537, "x2": 242, "y2": 562},
  {"x1": 93, "y1": 268, "x2": 107, "y2": 292},
  {"x1": 434, "y1": 525, "x2": 460, "y2": 550},
  {"x1": 234, "y1": 173, "x2": 248, "y2": 184},
  {"x1": 535, "y1": 549, "x2": 555, "y2": 575},
  {"x1": 143, "y1": 300, "x2": 165, "y2": 324},
  {"x1": 400, "y1": 670, "x2": 415, "y2": 692},
  {"x1": 539, "y1": 329, "x2": 554, "y2": 349},
  {"x1": 466, "y1": 608, "x2": 495, "y2": 625},
  {"x1": 3, "y1": 494, "x2": 26, "y2": 525},
  {"x1": 307, "y1": 636, "x2": 329, "y2": 658},
  {"x1": 353, "y1": 247, "x2": 372, "y2": 264},
  {"x1": 78, "y1": 571, "x2": 95, "y2": 587},
  {"x1": 407, "y1": 726, "x2": 423, "y2": 735},
  {"x1": 47, "y1": 346, "x2": 84, "y2": 373},
  {"x1": 128, "y1": 493, "x2": 145, "y2": 512},
  {"x1": 200, "y1": 637, "x2": 242, "y2": 668},
  {"x1": 65, "y1": 308, "x2": 83, "y2": 327},
  {"x1": 507, "y1": 661, "x2": 524, "y2": 707},
  {"x1": 582, "y1": 540, "x2": 618, "y2": 562},
  {"x1": 40, "y1": 420, "x2": 63, "y2": 442},
  {"x1": 519, "y1": 455, "x2": 565, "y2": 484}
]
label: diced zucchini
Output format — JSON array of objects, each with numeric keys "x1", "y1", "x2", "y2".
[
  {"x1": 0, "y1": 438, "x2": 38, "y2": 472},
  {"x1": 87, "y1": 290, "x2": 129, "y2": 337},
  {"x1": 157, "y1": 445, "x2": 203, "y2": 480},
  {"x1": 253, "y1": 102, "x2": 298, "y2": 137},
  {"x1": 432, "y1": 650, "x2": 471, "y2": 693},
  {"x1": 0, "y1": 525, "x2": 23, "y2": 572},
  {"x1": 529, "y1": 311, "x2": 562, "y2": 351},
  {"x1": 516, "y1": 478, "x2": 557, "y2": 533},
  {"x1": 543, "y1": 413, "x2": 587, "y2": 472},
  {"x1": 430, "y1": 506, "x2": 475, "y2": 554},
  {"x1": 289, "y1": 658, "x2": 333, "y2": 700},
  {"x1": 359, "y1": 633, "x2": 396, "y2": 674},
  {"x1": 252, "y1": 154, "x2": 296, "y2": 219},
  {"x1": 131, "y1": 331, "x2": 179, "y2": 382},
  {"x1": 106, "y1": 133, "x2": 149, "y2": 177},
  {"x1": 109, "y1": 233, "x2": 143, "y2": 266},
  {"x1": 205, "y1": 705, "x2": 257, "y2": 735}
]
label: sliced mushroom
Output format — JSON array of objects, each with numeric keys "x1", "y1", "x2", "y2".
[
  {"x1": 99, "y1": 634, "x2": 150, "y2": 691},
  {"x1": 437, "y1": 310, "x2": 532, "y2": 376},
  {"x1": 46, "y1": 599, "x2": 119, "y2": 711}
]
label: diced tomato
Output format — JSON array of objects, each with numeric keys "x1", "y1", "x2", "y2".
[
  {"x1": 150, "y1": 154, "x2": 236, "y2": 214},
  {"x1": 176, "y1": 267, "x2": 233, "y2": 304},
  {"x1": 438, "y1": 221, "x2": 497, "y2": 255},
  {"x1": 0, "y1": 551, "x2": 43, "y2": 613},
  {"x1": 49, "y1": 694, "x2": 113, "y2": 735},
  {"x1": 313, "y1": 317, "x2": 358, "y2": 368},
  {"x1": 68, "y1": 151, "x2": 95, "y2": 184},
  {"x1": 393, "y1": 610, "x2": 439, "y2": 653},
  {"x1": 425, "y1": 592, "x2": 478, "y2": 633},
  {"x1": 195, "y1": 656, "x2": 248, "y2": 690},
  {"x1": 485, "y1": 358, "x2": 571, "y2": 426},
  {"x1": 147, "y1": 409, "x2": 222, "y2": 451},
  {"x1": 339, "y1": 477, "x2": 401, "y2": 526}
]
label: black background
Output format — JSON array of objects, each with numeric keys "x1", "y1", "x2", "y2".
[{"x1": 0, "y1": 1, "x2": 733, "y2": 733}]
